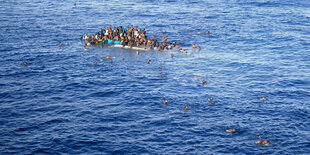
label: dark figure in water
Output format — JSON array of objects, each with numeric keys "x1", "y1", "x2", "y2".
[
  {"x1": 23, "y1": 62, "x2": 28, "y2": 66},
  {"x1": 202, "y1": 80, "x2": 206, "y2": 85},
  {"x1": 147, "y1": 59, "x2": 152, "y2": 64}
]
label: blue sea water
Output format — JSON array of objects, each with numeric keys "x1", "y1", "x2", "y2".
[{"x1": 1, "y1": 0, "x2": 310, "y2": 154}]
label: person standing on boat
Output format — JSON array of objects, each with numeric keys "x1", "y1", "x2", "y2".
[
  {"x1": 104, "y1": 28, "x2": 108, "y2": 36},
  {"x1": 119, "y1": 26, "x2": 123, "y2": 35},
  {"x1": 123, "y1": 26, "x2": 127, "y2": 34},
  {"x1": 120, "y1": 33, "x2": 125, "y2": 46},
  {"x1": 108, "y1": 26, "x2": 113, "y2": 40},
  {"x1": 129, "y1": 26, "x2": 134, "y2": 38},
  {"x1": 140, "y1": 32, "x2": 146, "y2": 46},
  {"x1": 100, "y1": 28, "x2": 104, "y2": 36},
  {"x1": 113, "y1": 27, "x2": 119, "y2": 41},
  {"x1": 124, "y1": 33, "x2": 128, "y2": 46},
  {"x1": 134, "y1": 26, "x2": 139, "y2": 38},
  {"x1": 152, "y1": 36, "x2": 158, "y2": 48},
  {"x1": 142, "y1": 28, "x2": 147, "y2": 39},
  {"x1": 162, "y1": 33, "x2": 167, "y2": 45},
  {"x1": 103, "y1": 34, "x2": 108, "y2": 44}
]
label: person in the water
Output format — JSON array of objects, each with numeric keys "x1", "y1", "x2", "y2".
[
  {"x1": 202, "y1": 80, "x2": 206, "y2": 85},
  {"x1": 255, "y1": 136, "x2": 269, "y2": 146},
  {"x1": 208, "y1": 97, "x2": 215, "y2": 104},
  {"x1": 226, "y1": 128, "x2": 235, "y2": 133},
  {"x1": 260, "y1": 96, "x2": 266, "y2": 101},
  {"x1": 255, "y1": 136, "x2": 262, "y2": 144},
  {"x1": 184, "y1": 106, "x2": 189, "y2": 111}
]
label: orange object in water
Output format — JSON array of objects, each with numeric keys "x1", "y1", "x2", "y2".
[
  {"x1": 262, "y1": 140, "x2": 269, "y2": 145},
  {"x1": 226, "y1": 128, "x2": 236, "y2": 133},
  {"x1": 184, "y1": 106, "x2": 189, "y2": 110},
  {"x1": 260, "y1": 97, "x2": 266, "y2": 101},
  {"x1": 106, "y1": 55, "x2": 110, "y2": 59}
]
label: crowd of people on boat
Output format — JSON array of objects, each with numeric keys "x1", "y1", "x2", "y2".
[{"x1": 81, "y1": 25, "x2": 178, "y2": 50}]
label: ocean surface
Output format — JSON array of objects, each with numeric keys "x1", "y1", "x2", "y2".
[{"x1": 1, "y1": 0, "x2": 310, "y2": 154}]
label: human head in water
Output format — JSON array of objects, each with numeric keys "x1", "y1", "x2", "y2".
[{"x1": 184, "y1": 106, "x2": 189, "y2": 111}]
